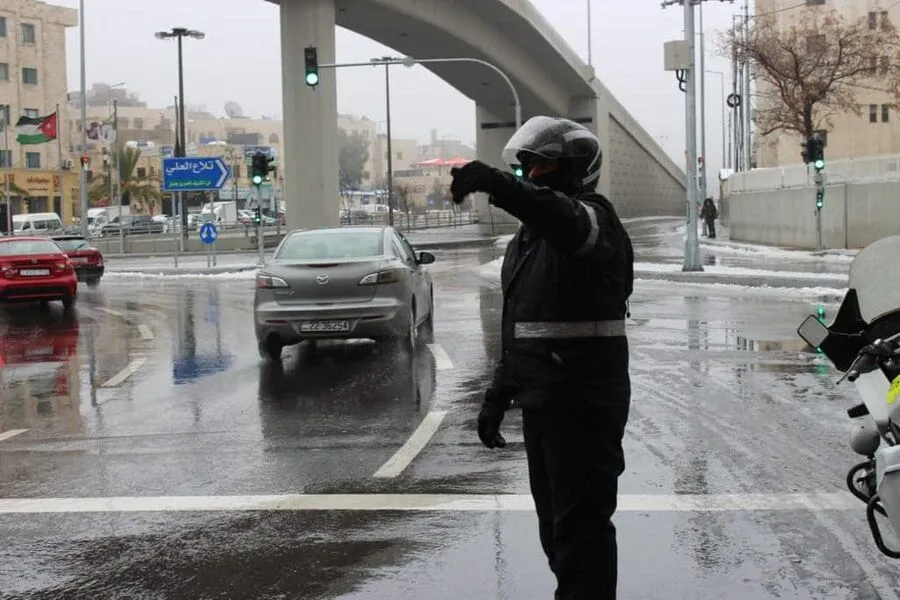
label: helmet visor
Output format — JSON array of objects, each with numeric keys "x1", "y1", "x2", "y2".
[{"x1": 501, "y1": 116, "x2": 565, "y2": 167}]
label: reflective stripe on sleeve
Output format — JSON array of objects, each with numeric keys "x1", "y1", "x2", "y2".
[
  {"x1": 575, "y1": 202, "x2": 600, "y2": 256},
  {"x1": 513, "y1": 320, "x2": 626, "y2": 339}
]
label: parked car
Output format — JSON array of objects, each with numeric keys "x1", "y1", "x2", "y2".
[
  {"x1": 0, "y1": 237, "x2": 77, "y2": 309},
  {"x1": 51, "y1": 235, "x2": 104, "y2": 288},
  {"x1": 100, "y1": 215, "x2": 165, "y2": 237},
  {"x1": 254, "y1": 226, "x2": 435, "y2": 361}
]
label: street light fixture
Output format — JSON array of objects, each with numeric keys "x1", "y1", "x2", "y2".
[{"x1": 155, "y1": 27, "x2": 205, "y2": 243}]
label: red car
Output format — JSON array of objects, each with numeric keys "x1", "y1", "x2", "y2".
[
  {"x1": 52, "y1": 235, "x2": 104, "y2": 288},
  {"x1": 0, "y1": 237, "x2": 78, "y2": 309}
]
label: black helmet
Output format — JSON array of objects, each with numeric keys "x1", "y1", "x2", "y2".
[{"x1": 501, "y1": 116, "x2": 602, "y2": 190}]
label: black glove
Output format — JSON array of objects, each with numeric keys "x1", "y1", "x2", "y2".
[
  {"x1": 477, "y1": 387, "x2": 511, "y2": 449},
  {"x1": 450, "y1": 161, "x2": 511, "y2": 204}
]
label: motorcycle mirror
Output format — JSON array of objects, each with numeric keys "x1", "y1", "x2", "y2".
[{"x1": 798, "y1": 314, "x2": 830, "y2": 349}]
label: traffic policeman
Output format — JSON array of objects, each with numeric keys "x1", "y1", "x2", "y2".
[{"x1": 450, "y1": 116, "x2": 634, "y2": 600}]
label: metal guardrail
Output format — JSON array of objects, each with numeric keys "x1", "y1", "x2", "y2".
[
  {"x1": 725, "y1": 154, "x2": 900, "y2": 194},
  {"x1": 83, "y1": 210, "x2": 478, "y2": 255}
]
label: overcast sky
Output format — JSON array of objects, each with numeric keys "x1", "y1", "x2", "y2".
[{"x1": 59, "y1": 0, "x2": 737, "y2": 175}]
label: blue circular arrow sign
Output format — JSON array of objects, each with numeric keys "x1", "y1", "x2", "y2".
[{"x1": 199, "y1": 222, "x2": 218, "y2": 245}]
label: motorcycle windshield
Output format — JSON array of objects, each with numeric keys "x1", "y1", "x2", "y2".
[{"x1": 849, "y1": 235, "x2": 900, "y2": 323}]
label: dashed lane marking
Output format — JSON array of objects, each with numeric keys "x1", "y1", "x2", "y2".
[
  {"x1": 99, "y1": 357, "x2": 147, "y2": 388},
  {"x1": 373, "y1": 410, "x2": 448, "y2": 479},
  {"x1": 138, "y1": 324, "x2": 154, "y2": 341},
  {"x1": 0, "y1": 429, "x2": 28, "y2": 443},
  {"x1": 426, "y1": 343, "x2": 454, "y2": 370},
  {"x1": 0, "y1": 492, "x2": 860, "y2": 514}
]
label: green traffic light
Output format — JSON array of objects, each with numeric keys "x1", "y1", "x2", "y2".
[
  {"x1": 817, "y1": 305, "x2": 825, "y2": 318},
  {"x1": 305, "y1": 72, "x2": 319, "y2": 86},
  {"x1": 252, "y1": 175, "x2": 263, "y2": 185},
  {"x1": 814, "y1": 159, "x2": 824, "y2": 169},
  {"x1": 816, "y1": 199, "x2": 823, "y2": 209}
]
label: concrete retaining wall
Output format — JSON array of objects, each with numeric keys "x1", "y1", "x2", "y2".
[{"x1": 723, "y1": 181, "x2": 900, "y2": 249}]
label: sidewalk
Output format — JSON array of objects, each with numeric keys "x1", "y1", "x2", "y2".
[{"x1": 105, "y1": 226, "x2": 501, "y2": 276}]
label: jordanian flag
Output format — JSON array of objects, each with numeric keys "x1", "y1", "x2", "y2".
[{"x1": 15, "y1": 112, "x2": 58, "y2": 145}]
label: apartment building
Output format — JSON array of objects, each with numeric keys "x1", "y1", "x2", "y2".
[
  {"x1": 754, "y1": 0, "x2": 900, "y2": 166},
  {"x1": 0, "y1": 0, "x2": 77, "y2": 225}
]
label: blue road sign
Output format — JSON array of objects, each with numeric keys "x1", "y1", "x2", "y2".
[
  {"x1": 162, "y1": 157, "x2": 232, "y2": 192},
  {"x1": 199, "y1": 222, "x2": 218, "y2": 245}
]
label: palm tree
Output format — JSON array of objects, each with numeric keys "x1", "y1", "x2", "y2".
[
  {"x1": 89, "y1": 147, "x2": 161, "y2": 214},
  {"x1": 0, "y1": 181, "x2": 29, "y2": 200}
]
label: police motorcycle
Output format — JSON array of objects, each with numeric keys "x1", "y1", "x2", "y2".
[{"x1": 797, "y1": 234, "x2": 900, "y2": 558}]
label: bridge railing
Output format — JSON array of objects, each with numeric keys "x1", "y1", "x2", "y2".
[{"x1": 725, "y1": 154, "x2": 900, "y2": 194}]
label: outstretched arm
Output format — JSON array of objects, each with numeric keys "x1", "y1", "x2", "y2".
[{"x1": 489, "y1": 175, "x2": 614, "y2": 259}]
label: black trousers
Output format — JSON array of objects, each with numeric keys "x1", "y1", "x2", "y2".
[
  {"x1": 705, "y1": 217, "x2": 716, "y2": 238},
  {"x1": 522, "y1": 401, "x2": 629, "y2": 600}
]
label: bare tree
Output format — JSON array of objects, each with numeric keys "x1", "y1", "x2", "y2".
[{"x1": 722, "y1": 7, "x2": 900, "y2": 140}]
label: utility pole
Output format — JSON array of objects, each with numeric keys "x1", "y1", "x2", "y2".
[{"x1": 743, "y1": 0, "x2": 752, "y2": 170}]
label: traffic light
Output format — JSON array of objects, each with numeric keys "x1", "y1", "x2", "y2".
[
  {"x1": 513, "y1": 165, "x2": 523, "y2": 178},
  {"x1": 250, "y1": 152, "x2": 274, "y2": 186},
  {"x1": 806, "y1": 136, "x2": 825, "y2": 172},
  {"x1": 304, "y1": 46, "x2": 319, "y2": 87},
  {"x1": 254, "y1": 207, "x2": 262, "y2": 224},
  {"x1": 816, "y1": 189, "x2": 824, "y2": 210}
]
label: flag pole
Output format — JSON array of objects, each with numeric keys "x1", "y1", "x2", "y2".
[
  {"x1": 56, "y1": 104, "x2": 63, "y2": 223},
  {"x1": 3, "y1": 116, "x2": 10, "y2": 235}
]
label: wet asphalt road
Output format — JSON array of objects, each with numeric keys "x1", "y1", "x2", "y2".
[{"x1": 1, "y1": 218, "x2": 898, "y2": 599}]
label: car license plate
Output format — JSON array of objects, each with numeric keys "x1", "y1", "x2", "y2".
[
  {"x1": 71, "y1": 257, "x2": 89, "y2": 264},
  {"x1": 298, "y1": 320, "x2": 351, "y2": 333},
  {"x1": 20, "y1": 269, "x2": 49, "y2": 276}
]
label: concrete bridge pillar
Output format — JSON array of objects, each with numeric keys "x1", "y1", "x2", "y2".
[
  {"x1": 280, "y1": 0, "x2": 340, "y2": 231},
  {"x1": 475, "y1": 105, "x2": 520, "y2": 235}
]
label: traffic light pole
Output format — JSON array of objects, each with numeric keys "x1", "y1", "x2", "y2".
[{"x1": 256, "y1": 186, "x2": 265, "y2": 266}]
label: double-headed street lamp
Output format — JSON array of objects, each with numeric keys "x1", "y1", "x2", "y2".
[{"x1": 155, "y1": 27, "x2": 204, "y2": 242}]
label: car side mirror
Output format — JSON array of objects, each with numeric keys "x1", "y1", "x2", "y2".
[
  {"x1": 417, "y1": 251, "x2": 435, "y2": 265},
  {"x1": 798, "y1": 314, "x2": 830, "y2": 349}
]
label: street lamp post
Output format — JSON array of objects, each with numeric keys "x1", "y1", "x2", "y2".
[
  {"x1": 155, "y1": 27, "x2": 204, "y2": 244},
  {"x1": 322, "y1": 56, "x2": 521, "y2": 235},
  {"x1": 369, "y1": 58, "x2": 398, "y2": 226},
  {"x1": 78, "y1": 0, "x2": 88, "y2": 237}
]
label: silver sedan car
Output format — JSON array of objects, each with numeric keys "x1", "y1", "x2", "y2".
[{"x1": 254, "y1": 226, "x2": 435, "y2": 360}]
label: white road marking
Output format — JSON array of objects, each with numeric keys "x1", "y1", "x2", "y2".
[
  {"x1": 427, "y1": 343, "x2": 454, "y2": 370},
  {"x1": 138, "y1": 324, "x2": 154, "y2": 341},
  {"x1": 100, "y1": 358, "x2": 147, "y2": 388},
  {"x1": 0, "y1": 492, "x2": 860, "y2": 515},
  {"x1": 94, "y1": 306, "x2": 125, "y2": 318},
  {"x1": 0, "y1": 429, "x2": 28, "y2": 442},
  {"x1": 373, "y1": 410, "x2": 448, "y2": 478}
]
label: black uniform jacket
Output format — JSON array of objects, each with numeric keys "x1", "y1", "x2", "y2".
[{"x1": 488, "y1": 178, "x2": 634, "y2": 410}]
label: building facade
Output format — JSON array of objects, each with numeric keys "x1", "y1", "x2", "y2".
[
  {"x1": 0, "y1": 0, "x2": 77, "y2": 228},
  {"x1": 754, "y1": 0, "x2": 900, "y2": 166}
]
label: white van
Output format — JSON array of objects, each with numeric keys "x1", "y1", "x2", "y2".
[{"x1": 12, "y1": 212, "x2": 64, "y2": 236}]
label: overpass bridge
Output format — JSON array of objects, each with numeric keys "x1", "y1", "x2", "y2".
[{"x1": 268, "y1": 0, "x2": 686, "y2": 232}]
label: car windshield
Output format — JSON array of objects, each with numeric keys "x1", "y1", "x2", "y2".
[
  {"x1": 53, "y1": 238, "x2": 92, "y2": 251},
  {"x1": 276, "y1": 231, "x2": 384, "y2": 260},
  {"x1": 0, "y1": 240, "x2": 62, "y2": 255}
]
